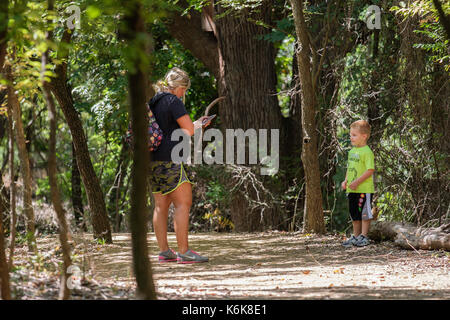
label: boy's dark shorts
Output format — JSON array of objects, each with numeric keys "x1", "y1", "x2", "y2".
[{"x1": 347, "y1": 193, "x2": 373, "y2": 221}]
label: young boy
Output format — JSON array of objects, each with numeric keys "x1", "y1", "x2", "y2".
[{"x1": 341, "y1": 120, "x2": 375, "y2": 247}]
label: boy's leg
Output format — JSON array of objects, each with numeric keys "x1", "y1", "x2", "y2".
[
  {"x1": 361, "y1": 193, "x2": 373, "y2": 237},
  {"x1": 353, "y1": 221, "x2": 362, "y2": 237},
  {"x1": 362, "y1": 219, "x2": 371, "y2": 237}
]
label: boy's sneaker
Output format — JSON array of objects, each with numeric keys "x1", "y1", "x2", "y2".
[
  {"x1": 355, "y1": 235, "x2": 370, "y2": 247},
  {"x1": 177, "y1": 249, "x2": 209, "y2": 264},
  {"x1": 158, "y1": 249, "x2": 177, "y2": 263},
  {"x1": 342, "y1": 235, "x2": 358, "y2": 247}
]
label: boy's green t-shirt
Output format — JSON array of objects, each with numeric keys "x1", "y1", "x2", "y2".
[{"x1": 346, "y1": 145, "x2": 375, "y2": 193}]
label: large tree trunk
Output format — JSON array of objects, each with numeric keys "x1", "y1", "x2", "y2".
[
  {"x1": 215, "y1": 0, "x2": 284, "y2": 232},
  {"x1": 5, "y1": 62, "x2": 37, "y2": 252},
  {"x1": 71, "y1": 143, "x2": 85, "y2": 230},
  {"x1": 121, "y1": 0, "x2": 156, "y2": 300},
  {"x1": 290, "y1": 0, "x2": 325, "y2": 234},
  {"x1": 42, "y1": 0, "x2": 72, "y2": 299},
  {"x1": 48, "y1": 30, "x2": 112, "y2": 243},
  {"x1": 165, "y1": 0, "x2": 219, "y2": 79},
  {"x1": 369, "y1": 221, "x2": 450, "y2": 251}
]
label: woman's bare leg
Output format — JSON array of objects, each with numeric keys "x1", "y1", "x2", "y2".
[
  {"x1": 168, "y1": 182, "x2": 192, "y2": 254},
  {"x1": 153, "y1": 193, "x2": 171, "y2": 252}
]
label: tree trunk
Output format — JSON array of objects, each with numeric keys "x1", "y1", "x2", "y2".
[
  {"x1": 432, "y1": 0, "x2": 450, "y2": 40},
  {"x1": 42, "y1": 0, "x2": 72, "y2": 298},
  {"x1": 108, "y1": 141, "x2": 130, "y2": 233},
  {"x1": 71, "y1": 143, "x2": 85, "y2": 230},
  {"x1": 7, "y1": 88, "x2": 16, "y2": 269},
  {"x1": 215, "y1": 0, "x2": 284, "y2": 232},
  {"x1": 5, "y1": 63, "x2": 37, "y2": 252},
  {"x1": 290, "y1": 0, "x2": 325, "y2": 234},
  {"x1": 49, "y1": 29, "x2": 112, "y2": 243},
  {"x1": 369, "y1": 221, "x2": 450, "y2": 251},
  {"x1": 166, "y1": 0, "x2": 219, "y2": 79},
  {"x1": 121, "y1": 0, "x2": 156, "y2": 300},
  {"x1": 0, "y1": 182, "x2": 11, "y2": 299},
  {"x1": 43, "y1": 82, "x2": 73, "y2": 299},
  {"x1": 0, "y1": 0, "x2": 7, "y2": 74}
]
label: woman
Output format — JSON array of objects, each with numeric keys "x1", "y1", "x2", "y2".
[{"x1": 149, "y1": 67, "x2": 210, "y2": 264}]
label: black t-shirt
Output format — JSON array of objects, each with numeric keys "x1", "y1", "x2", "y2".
[{"x1": 149, "y1": 92, "x2": 188, "y2": 161}]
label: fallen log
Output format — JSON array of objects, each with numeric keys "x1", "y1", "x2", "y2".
[{"x1": 368, "y1": 221, "x2": 450, "y2": 251}]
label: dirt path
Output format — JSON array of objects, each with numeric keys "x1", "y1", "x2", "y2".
[{"x1": 75, "y1": 232, "x2": 450, "y2": 300}]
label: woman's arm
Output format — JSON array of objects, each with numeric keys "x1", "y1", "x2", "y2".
[{"x1": 176, "y1": 115, "x2": 209, "y2": 137}]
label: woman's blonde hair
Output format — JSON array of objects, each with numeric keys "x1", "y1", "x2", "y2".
[{"x1": 154, "y1": 67, "x2": 191, "y2": 93}]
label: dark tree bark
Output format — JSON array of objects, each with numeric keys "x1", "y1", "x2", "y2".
[
  {"x1": 42, "y1": 0, "x2": 72, "y2": 299},
  {"x1": 0, "y1": 0, "x2": 7, "y2": 74},
  {"x1": 0, "y1": 182, "x2": 11, "y2": 299},
  {"x1": 0, "y1": 0, "x2": 15, "y2": 269},
  {"x1": 165, "y1": 0, "x2": 219, "y2": 79},
  {"x1": 107, "y1": 141, "x2": 130, "y2": 232},
  {"x1": 290, "y1": 0, "x2": 325, "y2": 234},
  {"x1": 213, "y1": 1, "x2": 285, "y2": 232},
  {"x1": 6, "y1": 88, "x2": 16, "y2": 269},
  {"x1": 432, "y1": 0, "x2": 450, "y2": 40},
  {"x1": 120, "y1": 0, "x2": 156, "y2": 300},
  {"x1": 5, "y1": 63, "x2": 37, "y2": 252},
  {"x1": 48, "y1": 29, "x2": 112, "y2": 243},
  {"x1": 71, "y1": 143, "x2": 85, "y2": 230}
]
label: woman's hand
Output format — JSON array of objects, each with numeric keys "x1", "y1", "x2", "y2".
[
  {"x1": 341, "y1": 180, "x2": 347, "y2": 190},
  {"x1": 194, "y1": 116, "x2": 211, "y2": 129}
]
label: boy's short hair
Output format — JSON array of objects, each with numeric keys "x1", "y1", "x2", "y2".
[{"x1": 350, "y1": 120, "x2": 371, "y2": 138}]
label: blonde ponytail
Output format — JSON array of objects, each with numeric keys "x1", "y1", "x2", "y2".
[{"x1": 154, "y1": 67, "x2": 191, "y2": 93}]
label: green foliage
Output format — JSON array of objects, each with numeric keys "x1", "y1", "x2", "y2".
[
  {"x1": 151, "y1": 22, "x2": 217, "y2": 120},
  {"x1": 391, "y1": 0, "x2": 450, "y2": 71}
]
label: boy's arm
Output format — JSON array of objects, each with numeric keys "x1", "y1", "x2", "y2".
[
  {"x1": 341, "y1": 173, "x2": 348, "y2": 190},
  {"x1": 348, "y1": 169, "x2": 374, "y2": 190}
]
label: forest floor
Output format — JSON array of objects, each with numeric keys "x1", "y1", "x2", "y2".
[{"x1": 9, "y1": 231, "x2": 450, "y2": 300}]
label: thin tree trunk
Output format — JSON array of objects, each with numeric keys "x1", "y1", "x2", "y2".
[
  {"x1": 108, "y1": 142, "x2": 130, "y2": 232},
  {"x1": 0, "y1": 185, "x2": 11, "y2": 299},
  {"x1": 0, "y1": 0, "x2": 16, "y2": 268},
  {"x1": 43, "y1": 82, "x2": 72, "y2": 299},
  {"x1": 48, "y1": 29, "x2": 112, "y2": 243},
  {"x1": 121, "y1": 0, "x2": 156, "y2": 299},
  {"x1": 5, "y1": 62, "x2": 37, "y2": 252},
  {"x1": 0, "y1": 0, "x2": 7, "y2": 74},
  {"x1": 7, "y1": 93, "x2": 16, "y2": 269},
  {"x1": 42, "y1": 0, "x2": 72, "y2": 299},
  {"x1": 290, "y1": 0, "x2": 325, "y2": 234}
]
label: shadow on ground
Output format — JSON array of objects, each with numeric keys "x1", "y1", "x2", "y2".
[{"x1": 73, "y1": 232, "x2": 450, "y2": 300}]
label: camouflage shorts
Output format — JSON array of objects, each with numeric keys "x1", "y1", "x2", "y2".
[{"x1": 149, "y1": 161, "x2": 194, "y2": 195}]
